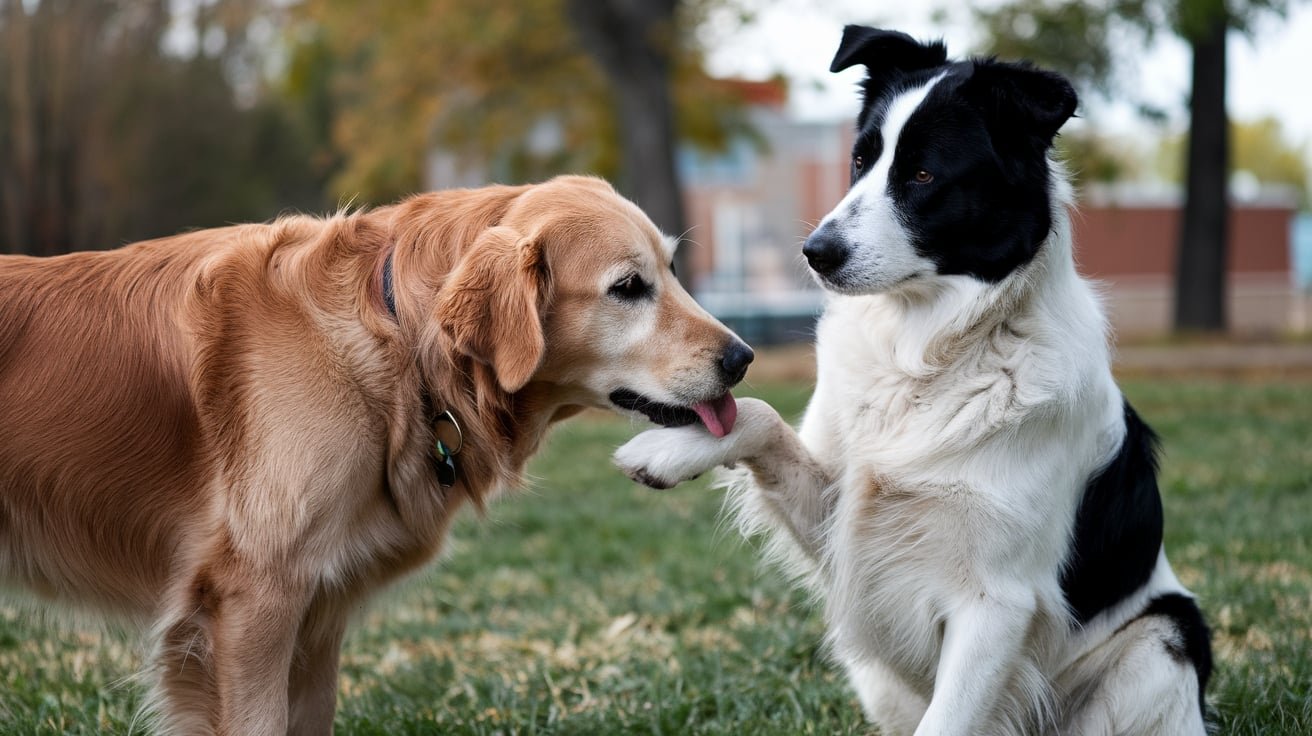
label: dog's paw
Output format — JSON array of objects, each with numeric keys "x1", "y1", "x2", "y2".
[{"x1": 613, "y1": 425, "x2": 728, "y2": 490}]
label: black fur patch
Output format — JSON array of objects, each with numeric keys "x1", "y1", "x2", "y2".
[
  {"x1": 1139, "y1": 593, "x2": 1213, "y2": 714},
  {"x1": 1060, "y1": 400, "x2": 1164, "y2": 624},
  {"x1": 829, "y1": 26, "x2": 947, "y2": 133},
  {"x1": 889, "y1": 62, "x2": 1075, "y2": 282},
  {"x1": 834, "y1": 27, "x2": 1078, "y2": 283}
]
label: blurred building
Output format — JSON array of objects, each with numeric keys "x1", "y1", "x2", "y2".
[
  {"x1": 679, "y1": 82, "x2": 1303, "y2": 340},
  {"x1": 426, "y1": 80, "x2": 1304, "y2": 340},
  {"x1": 678, "y1": 79, "x2": 843, "y2": 344},
  {"x1": 1076, "y1": 184, "x2": 1301, "y2": 336}
]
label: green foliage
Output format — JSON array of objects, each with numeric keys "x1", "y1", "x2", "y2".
[
  {"x1": 291, "y1": 0, "x2": 753, "y2": 205},
  {"x1": 974, "y1": 0, "x2": 1127, "y2": 97},
  {"x1": 1154, "y1": 117, "x2": 1310, "y2": 206},
  {"x1": 2, "y1": 378, "x2": 1309, "y2": 733},
  {"x1": 975, "y1": 0, "x2": 1289, "y2": 97},
  {"x1": 1172, "y1": 0, "x2": 1287, "y2": 41},
  {"x1": 0, "y1": 0, "x2": 333, "y2": 255},
  {"x1": 1056, "y1": 130, "x2": 1147, "y2": 186}
]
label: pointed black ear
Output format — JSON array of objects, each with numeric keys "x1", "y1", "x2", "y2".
[
  {"x1": 830, "y1": 26, "x2": 948, "y2": 117},
  {"x1": 829, "y1": 26, "x2": 947, "y2": 75},
  {"x1": 963, "y1": 60, "x2": 1079, "y2": 149}
]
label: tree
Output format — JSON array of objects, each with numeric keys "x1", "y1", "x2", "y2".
[
  {"x1": 977, "y1": 0, "x2": 1288, "y2": 333},
  {"x1": 1173, "y1": 0, "x2": 1231, "y2": 332},
  {"x1": 566, "y1": 0, "x2": 686, "y2": 256},
  {"x1": 1229, "y1": 117, "x2": 1309, "y2": 204},
  {"x1": 0, "y1": 0, "x2": 327, "y2": 255},
  {"x1": 291, "y1": 0, "x2": 751, "y2": 279},
  {"x1": 0, "y1": 0, "x2": 124, "y2": 253}
]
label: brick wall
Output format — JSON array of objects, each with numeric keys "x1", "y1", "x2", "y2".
[{"x1": 1072, "y1": 198, "x2": 1297, "y2": 335}]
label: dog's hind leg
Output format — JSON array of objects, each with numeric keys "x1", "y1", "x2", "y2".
[
  {"x1": 1058, "y1": 595, "x2": 1210, "y2": 736},
  {"x1": 614, "y1": 398, "x2": 834, "y2": 560}
]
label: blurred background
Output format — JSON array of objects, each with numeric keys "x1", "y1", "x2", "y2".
[
  {"x1": 3, "y1": 4, "x2": 1311, "y2": 733},
  {"x1": 2, "y1": 0, "x2": 1310, "y2": 343}
]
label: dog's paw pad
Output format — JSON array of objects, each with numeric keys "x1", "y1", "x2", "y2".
[
  {"x1": 625, "y1": 466, "x2": 675, "y2": 490},
  {"x1": 615, "y1": 430, "x2": 691, "y2": 488}
]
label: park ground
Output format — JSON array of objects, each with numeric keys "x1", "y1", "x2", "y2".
[{"x1": 1, "y1": 344, "x2": 1310, "y2": 734}]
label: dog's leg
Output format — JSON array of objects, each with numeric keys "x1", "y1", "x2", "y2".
[
  {"x1": 150, "y1": 557, "x2": 310, "y2": 736},
  {"x1": 1059, "y1": 606, "x2": 1208, "y2": 736},
  {"x1": 211, "y1": 570, "x2": 312, "y2": 735},
  {"x1": 614, "y1": 397, "x2": 833, "y2": 560},
  {"x1": 287, "y1": 594, "x2": 351, "y2": 736},
  {"x1": 168, "y1": 550, "x2": 309, "y2": 736},
  {"x1": 844, "y1": 657, "x2": 929, "y2": 736},
  {"x1": 912, "y1": 594, "x2": 1037, "y2": 736},
  {"x1": 215, "y1": 579, "x2": 308, "y2": 734}
]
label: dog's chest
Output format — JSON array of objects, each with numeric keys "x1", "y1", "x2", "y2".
[
  {"x1": 819, "y1": 459, "x2": 1001, "y2": 682},
  {"x1": 803, "y1": 305, "x2": 1052, "y2": 686},
  {"x1": 810, "y1": 352, "x2": 952, "y2": 478}
]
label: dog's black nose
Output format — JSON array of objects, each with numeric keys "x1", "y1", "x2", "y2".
[
  {"x1": 720, "y1": 340, "x2": 754, "y2": 386},
  {"x1": 803, "y1": 228, "x2": 849, "y2": 276}
]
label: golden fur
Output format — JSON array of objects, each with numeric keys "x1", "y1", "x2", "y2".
[{"x1": 0, "y1": 176, "x2": 745, "y2": 734}]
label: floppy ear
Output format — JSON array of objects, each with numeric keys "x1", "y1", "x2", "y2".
[
  {"x1": 962, "y1": 60, "x2": 1079, "y2": 152},
  {"x1": 434, "y1": 226, "x2": 548, "y2": 393},
  {"x1": 830, "y1": 26, "x2": 948, "y2": 109}
]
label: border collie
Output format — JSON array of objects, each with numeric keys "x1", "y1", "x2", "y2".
[{"x1": 614, "y1": 26, "x2": 1211, "y2": 735}]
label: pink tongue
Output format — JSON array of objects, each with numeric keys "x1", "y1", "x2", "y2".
[{"x1": 692, "y1": 394, "x2": 738, "y2": 438}]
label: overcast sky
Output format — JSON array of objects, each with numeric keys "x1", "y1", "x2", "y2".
[{"x1": 702, "y1": 0, "x2": 1312, "y2": 159}]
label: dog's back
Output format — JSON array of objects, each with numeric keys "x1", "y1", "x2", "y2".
[{"x1": 0, "y1": 238, "x2": 221, "y2": 615}]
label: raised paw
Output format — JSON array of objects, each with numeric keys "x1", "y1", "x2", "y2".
[{"x1": 613, "y1": 425, "x2": 729, "y2": 490}]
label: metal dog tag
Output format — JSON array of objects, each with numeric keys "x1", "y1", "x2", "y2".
[
  {"x1": 432, "y1": 441, "x2": 458, "y2": 488},
  {"x1": 431, "y1": 410, "x2": 463, "y2": 488}
]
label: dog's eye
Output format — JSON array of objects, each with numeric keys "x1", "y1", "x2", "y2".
[
  {"x1": 853, "y1": 155, "x2": 864, "y2": 171},
  {"x1": 608, "y1": 273, "x2": 650, "y2": 301},
  {"x1": 912, "y1": 170, "x2": 934, "y2": 184}
]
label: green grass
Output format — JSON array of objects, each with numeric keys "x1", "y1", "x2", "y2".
[{"x1": 1, "y1": 379, "x2": 1309, "y2": 734}]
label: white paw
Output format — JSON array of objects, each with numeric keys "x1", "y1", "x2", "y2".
[{"x1": 613, "y1": 425, "x2": 729, "y2": 490}]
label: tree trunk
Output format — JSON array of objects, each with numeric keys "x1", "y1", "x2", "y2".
[
  {"x1": 1173, "y1": 15, "x2": 1229, "y2": 333},
  {"x1": 565, "y1": 0, "x2": 690, "y2": 283}
]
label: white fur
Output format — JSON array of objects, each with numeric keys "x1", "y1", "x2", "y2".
[
  {"x1": 614, "y1": 156, "x2": 1204, "y2": 733},
  {"x1": 816, "y1": 76, "x2": 941, "y2": 295}
]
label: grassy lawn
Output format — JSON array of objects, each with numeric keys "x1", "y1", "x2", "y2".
[{"x1": 1, "y1": 377, "x2": 1310, "y2": 734}]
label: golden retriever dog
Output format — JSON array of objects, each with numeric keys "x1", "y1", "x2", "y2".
[{"x1": 0, "y1": 175, "x2": 752, "y2": 735}]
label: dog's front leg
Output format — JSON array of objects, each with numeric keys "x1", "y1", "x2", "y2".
[
  {"x1": 209, "y1": 563, "x2": 313, "y2": 736},
  {"x1": 614, "y1": 397, "x2": 833, "y2": 560},
  {"x1": 914, "y1": 593, "x2": 1036, "y2": 736},
  {"x1": 288, "y1": 594, "x2": 351, "y2": 736}
]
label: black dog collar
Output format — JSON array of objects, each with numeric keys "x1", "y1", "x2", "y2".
[
  {"x1": 381, "y1": 249, "x2": 461, "y2": 488},
  {"x1": 382, "y1": 250, "x2": 398, "y2": 318}
]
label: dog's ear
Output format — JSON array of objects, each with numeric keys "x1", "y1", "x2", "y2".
[
  {"x1": 830, "y1": 26, "x2": 948, "y2": 107},
  {"x1": 434, "y1": 226, "x2": 549, "y2": 393},
  {"x1": 962, "y1": 60, "x2": 1078, "y2": 152}
]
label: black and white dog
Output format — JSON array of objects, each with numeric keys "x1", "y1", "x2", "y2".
[{"x1": 615, "y1": 27, "x2": 1211, "y2": 735}]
